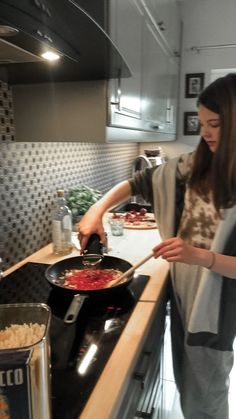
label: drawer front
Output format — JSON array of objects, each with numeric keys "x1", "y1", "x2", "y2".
[{"x1": 117, "y1": 296, "x2": 167, "y2": 418}]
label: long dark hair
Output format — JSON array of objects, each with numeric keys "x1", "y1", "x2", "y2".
[{"x1": 189, "y1": 73, "x2": 236, "y2": 212}]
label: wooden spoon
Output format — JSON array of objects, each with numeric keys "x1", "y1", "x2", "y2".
[{"x1": 106, "y1": 251, "x2": 154, "y2": 288}]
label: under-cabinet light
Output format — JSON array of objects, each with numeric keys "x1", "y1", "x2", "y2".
[{"x1": 41, "y1": 51, "x2": 60, "y2": 61}]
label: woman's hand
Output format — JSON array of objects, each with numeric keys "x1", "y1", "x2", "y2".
[
  {"x1": 77, "y1": 180, "x2": 132, "y2": 254},
  {"x1": 77, "y1": 205, "x2": 106, "y2": 254},
  {"x1": 152, "y1": 236, "x2": 200, "y2": 265},
  {"x1": 153, "y1": 236, "x2": 236, "y2": 278}
]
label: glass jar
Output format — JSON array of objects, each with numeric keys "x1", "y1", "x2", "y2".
[{"x1": 0, "y1": 303, "x2": 52, "y2": 419}]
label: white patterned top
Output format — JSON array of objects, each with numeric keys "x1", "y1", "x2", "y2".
[{"x1": 177, "y1": 152, "x2": 220, "y2": 250}]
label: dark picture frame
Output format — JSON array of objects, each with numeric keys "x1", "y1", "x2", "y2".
[
  {"x1": 185, "y1": 73, "x2": 205, "y2": 98},
  {"x1": 184, "y1": 112, "x2": 200, "y2": 135}
]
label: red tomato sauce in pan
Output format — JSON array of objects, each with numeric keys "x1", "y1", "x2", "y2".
[{"x1": 61, "y1": 268, "x2": 123, "y2": 290}]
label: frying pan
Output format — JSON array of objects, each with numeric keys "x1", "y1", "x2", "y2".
[{"x1": 45, "y1": 234, "x2": 133, "y2": 323}]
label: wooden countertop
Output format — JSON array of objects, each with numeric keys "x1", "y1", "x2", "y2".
[{"x1": 4, "y1": 215, "x2": 169, "y2": 418}]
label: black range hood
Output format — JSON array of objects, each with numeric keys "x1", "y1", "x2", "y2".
[{"x1": 0, "y1": 0, "x2": 131, "y2": 84}]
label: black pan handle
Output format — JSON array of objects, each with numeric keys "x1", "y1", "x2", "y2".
[{"x1": 85, "y1": 234, "x2": 103, "y2": 255}]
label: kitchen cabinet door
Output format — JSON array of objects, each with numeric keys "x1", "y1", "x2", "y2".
[
  {"x1": 141, "y1": 17, "x2": 179, "y2": 135},
  {"x1": 107, "y1": 0, "x2": 180, "y2": 139},
  {"x1": 108, "y1": 0, "x2": 143, "y2": 129},
  {"x1": 144, "y1": 0, "x2": 181, "y2": 55}
]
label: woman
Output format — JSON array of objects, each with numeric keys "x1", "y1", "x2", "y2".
[{"x1": 78, "y1": 74, "x2": 236, "y2": 419}]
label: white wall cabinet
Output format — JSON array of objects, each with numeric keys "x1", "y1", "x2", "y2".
[{"x1": 108, "y1": 0, "x2": 181, "y2": 141}]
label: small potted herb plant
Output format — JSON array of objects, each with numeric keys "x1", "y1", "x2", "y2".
[{"x1": 66, "y1": 185, "x2": 102, "y2": 225}]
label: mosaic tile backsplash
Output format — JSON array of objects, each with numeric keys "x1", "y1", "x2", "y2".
[
  {"x1": 0, "y1": 80, "x2": 138, "y2": 269},
  {"x1": 1, "y1": 141, "x2": 138, "y2": 269},
  {"x1": 0, "y1": 80, "x2": 15, "y2": 142}
]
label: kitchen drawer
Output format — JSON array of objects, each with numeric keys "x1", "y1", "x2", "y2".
[{"x1": 117, "y1": 296, "x2": 166, "y2": 418}]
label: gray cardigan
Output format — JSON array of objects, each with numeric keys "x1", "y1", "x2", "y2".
[{"x1": 130, "y1": 156, "x2": 236, "y2": 350}]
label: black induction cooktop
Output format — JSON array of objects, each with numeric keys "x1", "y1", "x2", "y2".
[{"x1": 0, "y1": 262, "x2": 149, "y2": 419}]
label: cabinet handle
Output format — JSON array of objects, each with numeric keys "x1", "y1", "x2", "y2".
[
  {"x1": 135, "y1": 359, "x2": 162, "y2": 418},
  {"x1": 150, "y1": 124, "x2": 159, "y2": 130},
  {"x1": 135, "y1": 407, "x2": 155, "y2": 418},
  {"x1": 166, "y1": 105, "x2": 174, "y2": 124},
  {"x1": 0, "y1": 257, "x2": 4, "y2": 280},
  {"x1": 110, "y1": 75, "x2": 121, "y2": 110},
  {"x1": 157, "y1": 21, "x2": 165, "y2": 31},
  {"x1": 133, "y1": 350, "x2": 152, "y2": 389}
]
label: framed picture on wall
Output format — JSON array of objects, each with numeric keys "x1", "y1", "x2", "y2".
[
  {"x1": 185, "y1": 73, "x2": 205, "y2": 98},
  {"x1": 184, "y1": 112, "x2": 200, "y2": 135}
]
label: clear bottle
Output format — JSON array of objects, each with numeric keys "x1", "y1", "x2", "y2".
[{"x1": 52, "y1": 189, "x2": 73, "y2": 256}]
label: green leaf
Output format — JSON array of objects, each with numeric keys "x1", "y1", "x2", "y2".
[{"x1": 66, "y1": 185, "x2": 102, "y2": 214}]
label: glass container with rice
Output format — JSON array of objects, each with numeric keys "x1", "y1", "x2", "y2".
[{"x1": 0, "y1": 303, "x2": 51, "y2": 419}]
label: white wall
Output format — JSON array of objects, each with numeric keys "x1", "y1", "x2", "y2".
[{"x1": 178, "y1": 0, "x2": 236, "y2": 145}]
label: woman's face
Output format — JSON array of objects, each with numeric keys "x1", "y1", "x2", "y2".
[{"x1": 198, "y1": 104, "x2": 221, "y2": 152}]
